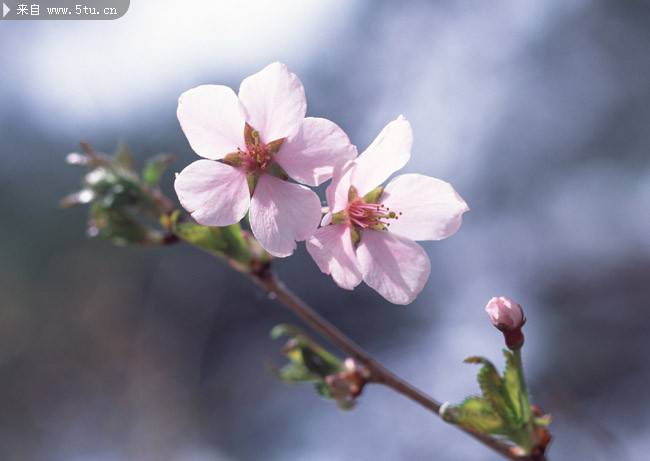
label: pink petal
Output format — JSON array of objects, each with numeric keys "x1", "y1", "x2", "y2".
[
  {"x1": 249, "y1": 174, "x2": 321, "y2": 257},
  {"x1": 356, "y1": 230, "x2": 430, "y2": 305},
  {"x1": 177, "y1": 85, "x2": 245, "y2": 160},
  {"x1": 174, "y1": 160, "x2": 250, "y2": 226},
  {"x1": 351, "y1": 115, "x2": 412, "y2": 196},
  {"x1": 326, "y1": 160, "x2": 356, "y2": 213},
  {"x1": 381, "y1": 174, "x2": 469, "y2": 241},
  {"x1": 238, "y1": 62, "x2": 306, "y2": 144},
  {"x1": 306, "y1": 224, "x2": 362, "y2": 290},
  {"x1": 275, "y1": 117, "x2": 357, "y2": 186}
]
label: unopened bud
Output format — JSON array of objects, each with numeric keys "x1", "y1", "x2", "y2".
[
  {"x1": 485, "y1": 296, "x2": 525, "y2": 349},
  {"x1": 324, "y1": 358, "x2": 370, "y2": 408}
]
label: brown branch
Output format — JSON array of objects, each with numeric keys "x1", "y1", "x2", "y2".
[{"x1": 254, "y1": 273, "x2": 547, "y2": 461}]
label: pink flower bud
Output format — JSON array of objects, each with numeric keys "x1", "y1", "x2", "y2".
[
  {"x1": 485, "y1": 296, "x2": 525, "y2": 349},
  {"x1": 485, "y1": 296, "x2": 524, "y2": 330}
]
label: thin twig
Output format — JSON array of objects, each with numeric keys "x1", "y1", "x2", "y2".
[{"x1": 254, "y1": 273, "x2": 546, "y2": 461}]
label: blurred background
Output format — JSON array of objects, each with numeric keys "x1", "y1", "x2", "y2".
[{"x1": 1, "y1": 0, "x2": 649, "y2": 459}]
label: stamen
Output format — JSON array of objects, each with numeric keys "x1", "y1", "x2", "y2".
[
  {"x1": 345, "y1": 196, "x2": 401, "y2": 232},
  {"x1": 236, "y1": 125, "x2": 285, "y2": 174}
]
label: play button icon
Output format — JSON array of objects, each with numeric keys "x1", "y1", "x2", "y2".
[{"x1": 2, "y1": 3, "x2": 9, "y2": 18}]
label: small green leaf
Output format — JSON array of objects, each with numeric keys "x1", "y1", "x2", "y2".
[
  {"x1": 301, "y1": 346, "x2": 341, "y2": 377},
  {"x1": 465, "y1": 356, "x2": 512, "y2": 424},
  {"x1": 270, "y1": 323, "x2": 301, "y2": 340},
  {"x1": 503, "y1": 349, "x2": 524, "y2": 423},
  {"x1": 220, "y1": 223, "x2": 253, "y2": 265},
  {"x1": 446, "y1": 352, "x2": 544, "y2": 454},
  {"x1": 453, "y1": 397, "x2": 509, "y2": 435},
  {"x1": 89, "y1": 202, "x2": 152, "y2": 246},
  {"x1": 142, "y1": 153, "x2": 174, "y2": 186},
  {"x1": 174, "y1": 222, "x2": 252, "y2": 265},
  {"x1": 271, "y1": 324, "x2": 342, "y2": 378},
  {"x1": 278, "y1": 362, "x2": 318, "y2": 383},
  {"x1": 175, "y1": 222, "x2": 228, "y2": 251}
]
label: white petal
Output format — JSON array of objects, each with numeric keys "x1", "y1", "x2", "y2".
[
  {"x1": 356, "y1": 230, "x2": 430, "y2": 305},
  {"x1": 177, "y1": 85, "x2": 245, "y2": 160},
  {"x1": 321, "y1": 212, "x2": 333, "y2": 226},
  {"x1": 238, "y1": 62, "x2": 306, "y2": 143},
  {"x1": 306, "y1": 224, "x2": 362, "y2": 290},
  {"x1": 381, "y1": 174, "x2": 469, "y2": 241},
  {"x1": 351, "y1": 115, "x2": 412, "y2": 196},
  {"x1": 275, "y1": 117, "x2": 357, "y2": 186},
  {"x1": 249, "y1": 174, "x2": 321, "y2": 257},
  {"x1": 174, "y1": 160, "x2": 250, "y2": 226},
  {"x1": 326, "y1": 160, "x2": 356, "y2": 213}
]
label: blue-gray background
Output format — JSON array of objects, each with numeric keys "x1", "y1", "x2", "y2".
[{"x1": 0, "y1": 1, "x2": 648, "y2": 460}]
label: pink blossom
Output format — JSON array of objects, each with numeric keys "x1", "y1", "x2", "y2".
[
  {"x1": 485, "y1": 296, "x2": 525, "y2": 330},
  {"x1": 306, "y1": 116, "x2": 469, "y2": 305},
  {"x1": 174, "y1": 62, "x2": 356, "y2": 257}
]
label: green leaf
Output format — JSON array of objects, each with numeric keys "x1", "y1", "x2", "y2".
[
  {"x1": 174, "y1": 222, "x2": 252, "y2": 265},
  {"x1": 465, "y1": 356, "x2": 512, "y2": 424},
  {"x1": 503, "y1": 349, "x2": 524, "y2": 423},
  {"x1": 270, "y1": 324, "x2": 300, "y2": 340},
  {"x1": 445, "y1": 397, "x2": 509, "y2": 435},
  {"x1": 445, "y1": 352, "x2": 543, "y2": 453},
  {"x1": 219, "y1": 223, "x2": 252, "y2": 265},
  {"x1": 89, "y1": 203, "x2": 152, "y2": 246},
  {"x1": 142, "y1": 153, "x2": 174, "y2": 186},
  {"x1": 301, "y1": 345, "x2": 341, "y2": 377},
  {"x1": 278, "y1": 362, "x2": 318, "y2": 383},
  {"x1": 271, "y1": 324, "x2": 342, "y2": 378}
]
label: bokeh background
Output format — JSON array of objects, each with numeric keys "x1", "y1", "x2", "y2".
[{"x1": 1, "y1": 0, "x2": 649, "y2": 459}]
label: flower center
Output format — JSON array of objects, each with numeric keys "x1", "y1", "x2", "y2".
[
  {"x1": 346, "y1": 198, "x2": 401, "y2": 231},
  {"x1": 239, "y1": 142, "x2": 272, "y2": 172},
  {"x1": 223, "y1": 123, "x2": 286, "y2": 176}
]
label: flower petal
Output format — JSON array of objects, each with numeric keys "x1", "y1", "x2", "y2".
[
  {"x1": 326, "y1": 160, "x2": 356, "y2": 213},
  {"x1": 249, "y1": 174, "x2": 321, "y2": 257},
  {"x1": 275, "y1": 117, "x2": 357, "y2": 186},
  {"x1": 351, "y1": 115, "x2": 412, "y2": 196},
  {"x1": 238, "y1": 62, "x2": 306, "y2": 143},
  {"x1": 306, "y1": 224, "x2": 362, "y2": 290},
  {"x1": 174, "y1": 160, "x2": 250, "y2": 226},
  {"x1": 381, "y1": 174, "x2": 469, "y2": 241},
  {"x1": 177, "y1": 85, "x2": 245, "y2": 160},
  {"x1": 356, "y1": 230, "x2": 430, "y2": 305}
]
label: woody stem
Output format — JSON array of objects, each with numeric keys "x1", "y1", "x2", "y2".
[{"x1": 252, "y1": 271, "x2": 547, "y2": 461}]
